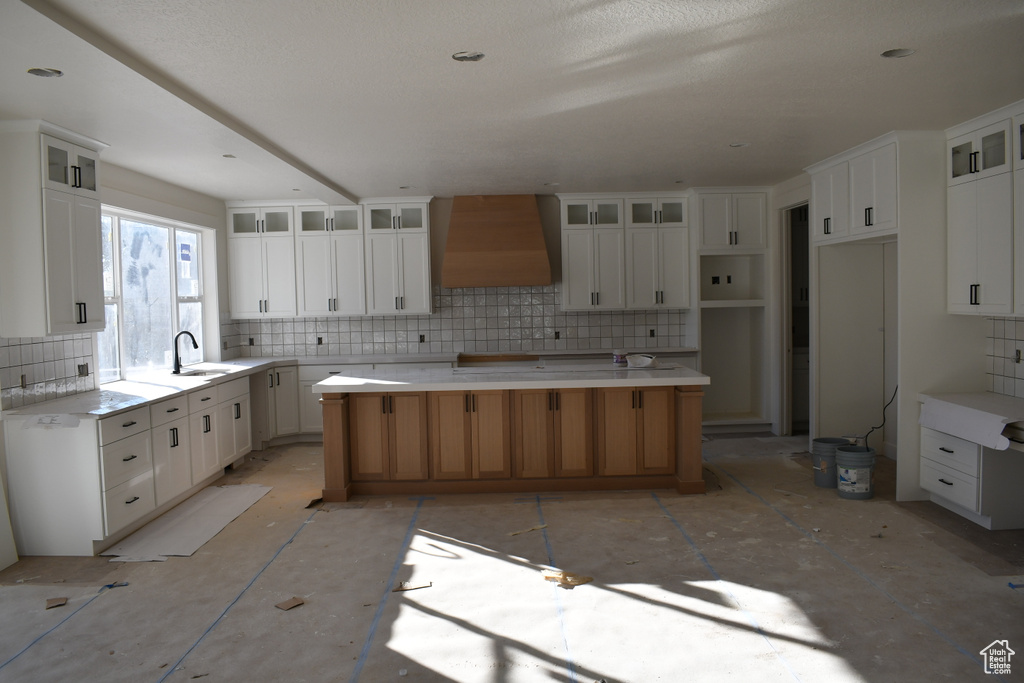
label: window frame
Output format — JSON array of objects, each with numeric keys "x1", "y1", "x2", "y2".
[{"x1": 100, "y1": 207, "x2": 208, "y2": 383}]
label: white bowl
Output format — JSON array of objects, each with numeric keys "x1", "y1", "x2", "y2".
[{"x1": 626, "y1": 354, "x2": 657, "y2": 368}]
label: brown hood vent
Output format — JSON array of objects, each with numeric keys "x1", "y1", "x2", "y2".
[{"x1": 442, "y1": 194, "x2": 552, "y2": 288}]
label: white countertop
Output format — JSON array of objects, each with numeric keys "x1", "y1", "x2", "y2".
[{"x1": 313, "y1": 363, "x2": 709, "y2": 393}]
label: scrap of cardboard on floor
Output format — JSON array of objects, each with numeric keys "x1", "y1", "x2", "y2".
[
  {"x1": 275, "y1": 596, "x2": 305, "y2": 611},
  {"x1": 542, "y1": 569, "x2": 593, "y2": 589},
  {"x1": 508, "y1": 524, "x2": 546, "y2": 536},
  {"x1": 45, "y1": 597, "x2": 68, "y2": 609}
]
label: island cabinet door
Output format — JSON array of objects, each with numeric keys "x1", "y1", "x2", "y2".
[
  {"x1": 637, "y1": 386, "x2": 675, "y2": 474},
  {"x1": 388, "y1": 392, "x2": 430, "y2": 480},
  {"x1": 513, "y1": 389, "x2": 556, "y2": 478},
  {"x1": 596, "y1": 387, "x2": 639, "y2": 475},
  {"x1": 430, "y1": 392, "x2": 473, "y2": 479},
  {"x1": 349, "y1": 393, "x2": 391, "y2": 481},
  {"x1": 554, "y1": 388, "x2": 594, "y2": 477},
  {"x1": 471, "y1": 390, "x2": 512, "y2": 478}
]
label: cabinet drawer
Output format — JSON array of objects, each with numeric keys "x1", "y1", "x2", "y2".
[
  {"x1": 920, "y1": 459, "x2": 979, "y2": 512},
  {"x1": 103, "y1": 470, "x2": 156, "y2": 536},
  {"x1": 298, "y1": 364, "x2": 371, "y2": 381},
  {"x1": 189, "y1": 386, "x2": 219, "y2": 413},
  {"x1": 150, "y1": 395, "x2": 189, "y2": 427},
  {"x1": 98, "y1": 406, "x2": 151, "y2": 446},
  {"x1": 100, "y1": 430, "x2": 153, "y2": 490},
  {"x1": 920, "y1": 427, "x2": 980, "y2": 476},
  {"x1": 218, "y1": 376, "x2": 249, "y2": 402}
]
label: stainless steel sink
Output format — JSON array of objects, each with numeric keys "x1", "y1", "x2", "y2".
[{"x1": 175, "y1": 370, "x2": 227, "y2": 378}]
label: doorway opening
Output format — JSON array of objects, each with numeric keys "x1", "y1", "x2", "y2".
[{"x1": 785, "y1": 204, "x2": 810, "y2": 435}]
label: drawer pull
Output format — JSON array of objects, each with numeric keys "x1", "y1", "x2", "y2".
[
  {"x1": 122, "y1": 420, "x2": 137, "y2": 428},
  {"x1": 938, "y1": 447, "x2": 954, "y2": 453},
  {"x1": 938, "y1": 478, "x2": 954, "y2": 486},
  {"x1": 122, "y1": 454, "x2": 138, "y2": 462},
  {"x1": 125, "y1": 496, "x2": 140, "y2": 505},
  {"x1": 166, "y1": 407, "x2": 179, "y2": 413},
  {"x1": 201, "y1": 396, "x2": 212, "y2": 402}
]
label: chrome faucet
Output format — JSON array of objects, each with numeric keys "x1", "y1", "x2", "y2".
[{"x1": 173, "y1": 331, "x2": 198, "y2": 374}]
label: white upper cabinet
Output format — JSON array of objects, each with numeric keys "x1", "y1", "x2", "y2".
[
  {"x1": 228, "y1": 206, "x2": 293, "y2": 237},
  {"x1": 0, "y1": 123, "x2": 106, "y2": 337},
  {"x1": 947, "y1": 174, "x2": 1013, "y2": 314},
  {"x1": 948, "y1": 119, "x2": 1012, "y2": 186},
  {"x1": 561, "y1": 228, "x2": 626, "y2": 311},
  {"x1": 365, "y1": 232, "x2": 432, "y2": 315},
  {"x1": 626, "y1": 227, "x2": 690, "y2": 309},
  {"x1": 295, "y1": 205, "x2": 365, "y2": 316},
  {"x1": 849, "y1": 143, "x2": 897, "y2": 235},
  {"x1": 228, "y1": 232, "x2": 297, "y2": 319},
  {"x1": 810, "y1": 163, "x2": 850, "y2": 242},
  {"x1": 42, "y1": 134, "x2": 100, "y2": 200},
  {"x1": 365, "y1": 203, "x2": 428, "y2": 232},
  {"x1": 699, "y1": 192, "x2": 766, "y2": 249},
  {"x1": 626, "y1": 197, "x2": 687, "y2": 228},
  {"x1": 560, "y1": 198, "x2": 623, "y2": 229}
]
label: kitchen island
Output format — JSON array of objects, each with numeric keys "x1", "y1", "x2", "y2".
[{"x1": 313, "y1": 364, "x2": 710, "y2": 501}]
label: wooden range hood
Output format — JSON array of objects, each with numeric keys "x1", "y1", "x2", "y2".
[{"x1": 441, "y1": 194, "x2": 552, "y2": 288}]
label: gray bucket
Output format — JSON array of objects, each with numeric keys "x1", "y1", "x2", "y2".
[
  {"x1": 811, "y1": 437, "x2": 848, "y2": 488},
  {"x1": 836, "y1": 446, "x2": 876, "y2": 499}
]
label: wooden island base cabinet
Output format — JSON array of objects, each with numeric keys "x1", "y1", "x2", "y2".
[{"x1": 320, "y1": 383, "x2": 706, "y2": 501}]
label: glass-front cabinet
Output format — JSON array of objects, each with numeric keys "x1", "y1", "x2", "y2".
[
  {"x1": 948, "y1": 120, "x2": 1011, "y2": 186},
  {"x1": 626, "y1": 197, "x2": 687, "y2": 228},
  {"x1": 366, "y1": 203, "x2": 428, "y2": 231},
  {"x1": 298, "y1": 205, "x2": 361, "y2": 233},
  {"x1": 228, "y1": 206, "x2": 294, "y2": 236},
  {"x1": 560, "y1": 198, "x2": 623, "y2": 229},
  {"x1": 42, "y1": 134, "x2": 99, "y2": 200}
]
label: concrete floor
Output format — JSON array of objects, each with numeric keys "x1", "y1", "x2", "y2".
[{"x1": 1, "y1": 436, "x2": 1022, "y2": 682}]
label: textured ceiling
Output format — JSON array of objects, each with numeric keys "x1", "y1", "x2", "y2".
[{"x1": 2, "y1": 0, "x2": 1024, "y2": 202}]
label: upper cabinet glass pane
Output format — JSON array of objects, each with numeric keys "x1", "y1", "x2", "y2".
[
  {"x1": 566, "y1": 204, "x2": 590, "y2": 226},
  {"x1": 399, "y1": 206, "x2": 423, "y2": 229},
  {"x1": 981, "y1": 130, "x2": 1006, "y2": 171},
  {"x1": 47, "y1": 143, "x2": 69, "y2": 185},
  {"x1": 264, "y1": 209, "x2": 291, "y2": 233},
  {"x1": 76, "y1": 152, "x2": 98, "y2": 192},
  {"x1": 950, "y1": 141, "x2": 972, "y2": 179},
  {"x1": 660, "y1": 201, "x2": 684, "y2": 224},
  {"x1": 630, "y1": 203, "x2": 653, "y2": 225},
  {"x1": 333, "y1": 208, "x2": 360, "y2": 231},
  {"x1": 369, "y1": 207, "x2": 393, "y2": 230},
  {"x1": 231, "y1": 211, "x2": 259, "y2": 234},
  {"x1": 300, "y1": 209, "x2": 328, "y2": 232},
  {"x1": 595, "y1": 202, "x2": 619, "y2": 225}
]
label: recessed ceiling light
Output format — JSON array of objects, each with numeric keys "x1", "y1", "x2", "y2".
[
  {"x1": 543, "y1": 182, "x2": 559, "y2": 187},
  {"x1": 674, "y1": 180, "x2": 686, "y2": 184},
  {"x1": 222, "y1": 154, "x2": 236, "y2": 159},
  {"x1": 399, "y1": 185, "x2": 415, "y2": 190},
  {"x1": 452, "y1": 51, "x2": 485, "y2": 62},
  {"x1": 27, "y1": 67, "x2": 63, "y2": 78},
  {"x1": 729, "y1": 142, "x2": 750, "y2": 148},
  {"x1": 881, "y1": 48, "x2": 915, "y2": 58}
]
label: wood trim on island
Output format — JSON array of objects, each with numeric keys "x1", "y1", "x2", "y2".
[{"x1": 320, "y1": 385, "x2": 706, "y2": 501}]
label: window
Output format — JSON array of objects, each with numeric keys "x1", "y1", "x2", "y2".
[{"x1": 99, "y1": 210, "x2": 206, "y2": 382}]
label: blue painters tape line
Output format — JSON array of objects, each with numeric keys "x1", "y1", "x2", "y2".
[
  {"x1": 533, "y1": 494, "x2": 578, "y2": 683},
  {"x1": 155, "y1": 509, "x2": 320, "y2": 683},
  {"x1": 651, "y1": 492, "x2": 803, "y2": 683},
  {"x1": 0, "y1": 581, "x2": 129, "y2": 672},
  {"x1": 1010, "y1": 583, "x2": 1021, "y2": 590},
  {"x1": 711, "y1": 462, "x2": 1001, "y2": 680},
  {"x1": 350, "y1": 497, "x2": 428, "y2": 683}
]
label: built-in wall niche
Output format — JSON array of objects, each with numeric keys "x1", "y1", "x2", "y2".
[
  {"x1": 699, "y1": 306, "x2": 765, "y2": 423},
  {"x1": 699, "y1": 254, "x2": 764, "y2": 303}
]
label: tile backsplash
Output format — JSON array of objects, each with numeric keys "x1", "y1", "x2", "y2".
[
  {"x1": 223, "y1": 285, "x2": 689, "y2": 358},
  {"x1": 0, "y1": 333, "x2": 97, "y2": 410},
  {"x1": 986, "y1": 318, "x2": 1024, "y2": 397}
]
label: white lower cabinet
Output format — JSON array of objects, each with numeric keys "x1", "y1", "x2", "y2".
[
  {"x1": 3, "y1": 374, "x2": 253, "y2": 556},
  {"x1": 919, "y1": 426, "x2": 1024, "y2": 529}
]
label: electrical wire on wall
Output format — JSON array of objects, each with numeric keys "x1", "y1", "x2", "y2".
[{"x1": 857, "y1": 385, "x2": 898, "y2": 450}]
